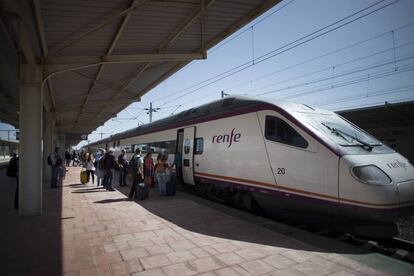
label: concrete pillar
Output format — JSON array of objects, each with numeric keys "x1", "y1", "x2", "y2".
[
  {"x1": 43, "y1": 111, "x2": 54, "y2": 189},
  {"x1": 19, "y1": 64, "x2": 43, "y2": 216}
]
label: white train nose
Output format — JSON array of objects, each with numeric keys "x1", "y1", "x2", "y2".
[{"x1": 397, "y1": 179, "x2": 414, "y2": 217}]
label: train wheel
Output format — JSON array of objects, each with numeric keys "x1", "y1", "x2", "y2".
[
  {"x1": 233, "y1": 192, "x2": 242, "y2": 208},
  {"x1": 221, "y1": 188, "x2": 233, "y2": 205},
  {"x1": 240, "y1": 192, "x2": 256, "y2": 211}
]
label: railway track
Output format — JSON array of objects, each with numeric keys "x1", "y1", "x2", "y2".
[{"x1": 294, "y1": 226, "x2": 414, "y2": 264}]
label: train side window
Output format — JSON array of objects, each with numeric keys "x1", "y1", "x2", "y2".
[
  {"x1": 194, "y1": 138, "x2": 204, "y2": 154},
  {"x1": 265, "y1": 116, "x2": 308, "y2": 148},
  {"x1": 184, "y1": 139, "x2": 191, "y2": 154}
]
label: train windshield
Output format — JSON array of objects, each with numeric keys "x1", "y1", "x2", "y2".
[{"x1": 305, "y1": 113, "x2": 382, "y2": 150}]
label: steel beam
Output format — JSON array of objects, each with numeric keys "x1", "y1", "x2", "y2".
[
  {"x1": 56, "y1": 99, "x2": 134, "y2": 112},
  {"x1": 106, "y1": 0, "x2": 214, "y2": 101},
  {"x1": 158, "y1": 0, "x2": 215, "y2": 51},
  {"x1": 49, "y1": 0, "x2": 148, "y2": 55},
  {"x1": 33, "y1": 0, "x2": 56, "y2": 113},
  {"x1": 73, "y1": 0, "x2": 137, "y2": 130},
  {"x1": 43, "y1": 52, "x2": 206, "y2": 81},
  {"x1": 72, "y1": 71, "x2": 135, "y2": 97},
  {"x1": 87, "y1": 0, "x2": 280, "y2": 133},
  {"x1": 204, "y1": 0, "x2": 281, "y2": 50},
  {"x1": 45, "y1": 53, "x2": 206, "y2": 65},
  {"x1": 87, "y1": 0, "x2": 215, "y2": 129}
]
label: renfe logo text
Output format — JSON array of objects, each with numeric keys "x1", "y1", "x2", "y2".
[{"x1": 212, "y1": 128, "x2": 241, "y2": 148}]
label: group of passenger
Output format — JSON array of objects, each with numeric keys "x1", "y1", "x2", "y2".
[
  {"x1": 6, "y1": 147, "x2": 180, "y2": 209},
  {"x1": 127, "y1": 149, "x2": 175, "y2": 197},
  {"x1": 64, "y1": 149, "x2": 90, "y2": 167},
  {"x1": 79, "y1": 147, "x2": 179, "y2": 197}
]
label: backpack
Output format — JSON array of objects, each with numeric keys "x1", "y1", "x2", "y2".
[
  {"x1": 129, "y1": 155, "x2": 142, "y2": 174},
  {"x1": 47, "y1": 154, "x2": 53, "y2": 165}
]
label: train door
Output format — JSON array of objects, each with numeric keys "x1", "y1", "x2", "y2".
[
  {"x1": 182, "y1": 126, "x2": 195, "y2": 185},
  {"x1": 176, "y1": 130, "x2": 184, "y2": 154},
  {"x1": 257, "y1": 110, "x2": 339, "y2": 217}
]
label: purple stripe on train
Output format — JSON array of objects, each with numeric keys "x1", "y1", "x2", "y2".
[{"x1": 194, "y1": 175, "x2": 407, "y2": 221}]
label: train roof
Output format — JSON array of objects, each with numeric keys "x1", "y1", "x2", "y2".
[{"x1": 87, "y1": 95, "x2": 330, "y2": 147}]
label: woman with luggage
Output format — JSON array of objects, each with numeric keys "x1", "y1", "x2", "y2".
[
  {"x1": 85, "y1": 155, "x2": 95, "y2": 184},
  {"x1": 144, "y1": 152, "x2": 154, "y2": 188},
  {"x1": 154, "y1": 154, "x2": 170, "y2": 196}
]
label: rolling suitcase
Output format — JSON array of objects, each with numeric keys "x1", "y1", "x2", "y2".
[
  {"x1": 165, "y1": 181, "x2": 176, "y2": 196},
  {"x1": 135, "y1": 183, "x2": 149, "y2": 200},
  {"x1": 80, "y1": 170, "x2": 88, "y2": 184}
]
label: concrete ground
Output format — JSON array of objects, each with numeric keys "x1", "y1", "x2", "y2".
[{"x1": 0, "y1": 167, "x2": 413, "y2": 275}]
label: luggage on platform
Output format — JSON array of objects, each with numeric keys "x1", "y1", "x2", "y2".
[
  {"x1": 80, "y1": 170, "x2": 88, "y2": 184},
  {"x1": 135, "y1": 183, "x2": 149, "y2": 200},
  {"x1": 165, "y1": 181, "x2": 176, "y2": 196},
  {"x1": 144, "y1": 176, "x2": 154, "y2": 188}
]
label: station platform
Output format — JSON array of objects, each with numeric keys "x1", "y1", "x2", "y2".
[
  {"x1": 0, "y1": 157, "x2": 10, "y2": 168},
  {"x1": 1, "y1": 167, "x2": 413, "y2": 275}
]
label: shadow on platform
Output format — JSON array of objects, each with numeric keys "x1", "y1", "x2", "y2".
[
  {"x1": 111, "y1": 176, "x2": 369, "y2": 256},
  {"x1": 0, "y1": 167, "x2": 373, "y2": 275},
  {"x1": 0, "y1": 167, "x2": 63, "y2": 275}
]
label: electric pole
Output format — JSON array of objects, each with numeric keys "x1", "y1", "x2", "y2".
[
  {"x1": 221, "y1": 91, "x2": 229, "y2": 98},
  {"x1": 144, "y1": 102, "x2": 160, "y2": 123}
]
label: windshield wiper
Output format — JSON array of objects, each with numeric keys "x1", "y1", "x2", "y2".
[{"x1": 321, "y1": 123, "x2": 374, "y2": 151}]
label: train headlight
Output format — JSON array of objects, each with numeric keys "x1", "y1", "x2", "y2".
[{"x1": 352, "y1": 165, "x2": 392, "y2": 186}]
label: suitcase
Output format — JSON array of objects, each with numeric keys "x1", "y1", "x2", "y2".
[
  {"x1": 80, "y1": 170, "x2": 88, "y2": 184},
  {"x1": 135, "y1": 183, "x2": 149, "y2": 200},
  {"x1": 165, "y1": 181, "x2": 176, "y2": 196},
  {"x1": 144, "y1": 176, "x2": 155, "y2": 188}
]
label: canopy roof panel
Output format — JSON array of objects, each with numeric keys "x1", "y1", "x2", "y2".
[{"x1": 0, "y1": 0, "x2": 280, "y2": 145}]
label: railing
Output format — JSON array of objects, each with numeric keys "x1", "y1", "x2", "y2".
[{"x1": 0, "y1": 140, "x2": 19, "y2": 164}]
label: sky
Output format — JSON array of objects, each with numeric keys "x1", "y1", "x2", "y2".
[{"x1": 2, "y1": 0, "x2": 414, "y2": 146}]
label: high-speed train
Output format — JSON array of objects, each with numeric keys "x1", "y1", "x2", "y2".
[{"x1": 86, "y1": 96, "x2": 414, "y2": 238}]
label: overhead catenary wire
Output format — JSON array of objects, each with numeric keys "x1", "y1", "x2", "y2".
[
  {"x1": 208, "y1": 0, "x2": 296, "y2": 54},
  {"x1": 166, "y1": 22, "x2": 414, "y2": 110},
  {"x1": 238, "y1": 40, "x2": 414, "y2": 95},
  {"x1": 316, "y1": 83, "x2": 414, "y2": 107},
  {"x1": 153, "y1": 0, "x2": 400, "y2": 105},
  {"x1": 153, "y1": 0, "x2": 393, "y2": 104},
  {"x1": 327, "y1": 96, "x2": 414, "y2": 112},
  {"x1": 223, "y1": 23, "x2": 414, "y2": 94},
  {"x1": 255, "y1": 52, "x2": 414, "y2": 96},
  {"x1": 275, "y1": 62, "x2": 414, "y2": 101},
  {"x1": 154, "y1": 0, "x2": 297, "y2": 94}
]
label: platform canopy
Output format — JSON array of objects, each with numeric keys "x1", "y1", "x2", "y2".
[
  {"x1": 0, "y1": 0, "x2": 280, "y2": 145},
  {"x1": 338, "y1": 101, "x2": 414, "y2": 130}
]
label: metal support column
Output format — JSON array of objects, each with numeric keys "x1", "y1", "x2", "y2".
[{"x1": 19, "y1": 64, "x2": 43, "y2": 216}]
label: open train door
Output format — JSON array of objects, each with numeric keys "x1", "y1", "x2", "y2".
[{"x1": 182, "y1": 126, "x2": 195, "y2": 185}]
